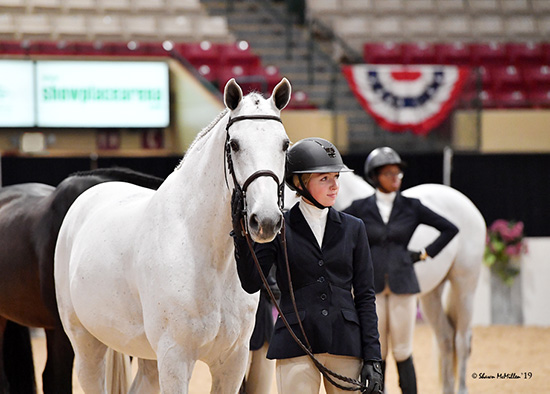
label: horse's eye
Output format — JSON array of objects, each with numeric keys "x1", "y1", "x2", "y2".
[
  {"x1": 230, "y1": 140, "x2": 240, "y2": 152},
  {"x1": 282, "y1": 139, "x2": 290, "y2": 151}
]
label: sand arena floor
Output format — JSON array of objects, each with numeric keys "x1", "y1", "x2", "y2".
[{"x1": 31, "y1": 323, "x2": 550, "y2": 393}]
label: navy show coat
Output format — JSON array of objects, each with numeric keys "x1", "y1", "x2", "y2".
[
  {"x1": 235, "y1": 203, "x2": 381, "y2": 362},
  {"x1": 344, "y1": 192, "x2": 459, "y2": 294}
]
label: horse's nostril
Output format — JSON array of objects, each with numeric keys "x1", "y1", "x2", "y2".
[{"x1": 249, "y1": 214, "x2": 260, "y2": 231}]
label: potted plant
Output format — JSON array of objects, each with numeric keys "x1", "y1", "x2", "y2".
[{"x1": 484, "y1": 219, "x2": 527, "y2": 286}]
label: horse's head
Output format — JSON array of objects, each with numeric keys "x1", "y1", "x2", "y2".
[{"x1": 224, "y1": 78, "x2": 291, "y2": 243}]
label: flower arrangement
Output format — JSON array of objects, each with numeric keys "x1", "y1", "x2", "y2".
[{"x1": 484, "y1": 219, "x2": 527, "y2": 286}]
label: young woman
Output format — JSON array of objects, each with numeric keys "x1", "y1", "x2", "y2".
[
  {"x1": 232, "y1": 137, "x2": 383, "y2": 394},
  {"x1": 344, "y1": 147, "x2": 459, "y2": 394}
]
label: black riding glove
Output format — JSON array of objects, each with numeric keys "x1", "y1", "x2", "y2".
[
  {"x1": 361, "y1": 360, "x2": 383, "y2": 394},
  {"x1": 230, "y1": 188, "x2": 245, "y2": 240},
  {"x1": 408, "y1": 250, "x2": 422, "y2": 263}
]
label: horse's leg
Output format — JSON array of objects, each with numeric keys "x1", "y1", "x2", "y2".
[
  {"x1": 209, "y1": 345, "x2": 250, "y2": 394},
  {"x1": 69, "y1": 327, "x2": 108, "y2": 394},
  {"x1": 445, "y1": 276, "x2": 477, "y2": 394},
  {"x1": 129, "y1": 358, "x2": 160, "y2": 394},
  {"x1": 156, "y1": 343, "x2": 194, "y2": 394},
  {"x1": 418, "y1": 282, "x2": 456, "y2": 394},
  {"x1": 42, "y1": 328, "x2": 74, "y2": 394},
  {"x1": 1, "y1": 320, "x2": 36, "y2": 394}
]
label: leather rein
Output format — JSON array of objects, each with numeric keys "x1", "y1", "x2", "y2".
[{"x1": 225, "y1": 114, "x2": 367, "y2": 392}]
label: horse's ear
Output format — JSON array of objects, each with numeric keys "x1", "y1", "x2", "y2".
[
  {"x1": 224, "y1": 78, "x2": 243, "y2": 110},
  {"x1": 271, "y1": 78, "x2": 292, "y2": 110}
]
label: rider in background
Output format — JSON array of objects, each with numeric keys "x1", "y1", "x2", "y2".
[
  {"x1": 344, "y1": 147, "x2": 459, "y2": 394},
  {"x1": 232, "y1": 137, "x2": 383, "y2": 394}
]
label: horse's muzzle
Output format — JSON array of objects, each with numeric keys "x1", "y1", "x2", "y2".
[{"x1": 248, "y1": 212, "x2": 283, "y2": 243}]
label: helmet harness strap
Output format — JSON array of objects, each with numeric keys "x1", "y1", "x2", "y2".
[{"x1": 297, "y1": 175, "x2": 328, "y2": 210}]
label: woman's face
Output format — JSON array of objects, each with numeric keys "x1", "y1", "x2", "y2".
[
  {"x1": 304, "y1": 172, "x2": 340, "y2": 207},
  {"x1": 376, "y1": 164, "x2": 403, "y2": 193}
]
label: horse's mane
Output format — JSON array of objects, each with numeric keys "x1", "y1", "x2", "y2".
[
  {"x1": 175, "y1": 108, "x2": 229, "y2": 170},
  {"x1": 69, "y1": 167, "x2": 165, "y2": 190}
]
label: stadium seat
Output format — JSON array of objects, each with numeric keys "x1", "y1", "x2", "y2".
[
  {"x1": 504, "y1": 16, "x2": 537, "y2": 40},
  {"x1": 492, "y1": 89, "x2": 529, "y2": 109},
  {"x1": 165, "y1": 0, "x2": 203, "y2": 15},
  {"x1": 0, "y1": 0, "x2": 26, "y2": 12},
  {"x1": 62, "y1": 0, "x2": 96, "y2": 13},
  {"x1": 363, "y1": 42, "x2": 403, "y2": 64},
  {"x1": 16, "y1": 14, "x2": 52, "y2": 40},
  {"x1": 27, "y1": 40, "x2": 77, "y2": 55},
  {"x1": 97, "y1": 0, "x2": 131, "y2": 13},
  {"x1": 506, "y1": 42, "x2": 545, "y2": 66},
  {"x1": 177, "y1": 41, "x2": 221, "y2": 67},
  {"x1": 438, "y1": 14, "x2": 472, "y2": 41},
  {"x1": 0, "y1": 13, "x2": 16, "y2": 39},
  {"x1": 370, "y1": 16, "x2": 402, "y2": 40},
  {"x1": 26, "y1": 0, "x2": 62, "y2": 12},
  {"x1": 522, "y1": 64, "x2": 550, "y2": 89},
  {"x1": 468, "y1": 0, "x2": 499, "y2": 13},
  {"x1": 0, "y1": 40, "x2": 25, "y2": 55},
  {"x1": 436, "y1": 0, "x2": 466, "y2": 14},
  {"x1": 501, "y1": 0, "x2": 530, "y2": 14},
  {"x1": 133, "y1": 0, "x2": 165, "y2": 13},
  {"x1": 472, "y1": 15, "x2": 505, "y2": 39},
  {"x1": 219, "y1": 41, "x2": 260, "y2": 71},
  {"x1": 403, "y1": 16, "x2": 437, "y2": 40},
  {"x1": 527, "y1": 87, "x2": 550, "y2": 108},
  {"x1": 196, "y1": 16, "x2": 231, "y2": 42},
  {"x1": 489, "y1": 65, "x2": 524, "y2": 91},
  {"x1": 401, "y1": 42, "x2": 437, "y2": 65},
  {"x1": 286, "y1": 90, "x2": 317, "y2": 109},
  {"x1": 87, "y1": 15, "x2": 125, "y2": 41},
  {"x1": 470, "y1": 42, "x2": 507, "y2": 66},
  {"x1": 434, "y1": 42, "x2": 472, "y2": 65},
  {"x1": 52, "y1": 14, "x2": 88, "y2": 40},
  {"x1": 125, "y1": 16, "x2": 159, "y2": 41},
  {"x1": 158, "y1": 15, "x2": 195, "y2": 41}
]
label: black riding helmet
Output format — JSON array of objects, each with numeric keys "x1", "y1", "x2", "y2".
[
  {"x1": 285, "y1": 137, "x2": 352, "y2": 208},
  {"x1": 364, "y1": 147, "x2": 405, "y2": 187}
]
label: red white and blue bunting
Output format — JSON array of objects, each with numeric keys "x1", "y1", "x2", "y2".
[{"x1": 342, "y1": 64, "x2": 470, "y2": 135}]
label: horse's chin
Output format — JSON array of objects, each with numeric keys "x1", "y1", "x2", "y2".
[{"x1": 249, "y1": 228, "x2": 279, "y2": 244}]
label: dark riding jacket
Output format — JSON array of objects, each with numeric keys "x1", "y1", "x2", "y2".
[
  {"x1": 344, "y1": 192, "x2": 459, "y2": 294},
  {"x1": 235, "y1": 203, "x2": 381, "y2": 362}
]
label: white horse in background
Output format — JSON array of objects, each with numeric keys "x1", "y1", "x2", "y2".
[
  {"x1": 54, "y1": 78, "x2": 292, "y2": 393},
  {"x1": 286, "y1": 172, "x2": 486, "y2": 394}
]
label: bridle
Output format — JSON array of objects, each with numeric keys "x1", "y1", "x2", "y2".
[
  {"x1": 225, "y1": 114, "x2": 371, "y2": 393},
  {"x1": 225, "y1": 114, "x2": 285, "y2": 235}
]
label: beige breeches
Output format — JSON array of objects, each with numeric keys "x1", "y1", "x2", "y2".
[
  {"x1": 275, "y1": 353, "x2": 361, "y2": 394},
  {"x1": 376, "y1": 287, "x2": 417, "y2": 362}
]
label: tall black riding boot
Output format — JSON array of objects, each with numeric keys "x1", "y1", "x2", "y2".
[{"x1": 396, "y1": 356, "x2": 417, "y2": 394}]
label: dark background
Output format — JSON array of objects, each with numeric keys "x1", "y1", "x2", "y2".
[{"x1": 2, "y1": 153, "x2": 549, "y2": 236}]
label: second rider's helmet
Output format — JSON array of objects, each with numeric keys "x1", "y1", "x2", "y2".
[{"x1": 364, "y1": 147, "x2": 405, "y2": 186}]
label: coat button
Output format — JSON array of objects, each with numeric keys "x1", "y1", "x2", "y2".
[
  {"x1": 320, "y1": 293, "x2": 327, "y2": 300},
  {"x1": 318, "y1": 276, "x2": 325, "y2": 283},
  {"x1": 318, "y1": 260, "x2": 324, "y2": 266},
  {"x1": 321, "y1": 309, "x2": 328, "y2": 316}
]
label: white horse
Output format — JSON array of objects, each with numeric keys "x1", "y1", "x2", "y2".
[
  {"x1": 54, "y1": 78, "x2": 292, "y2": 393},
  {"x1": 286, "y1": 172, "x2": 486, "y2": 394}
]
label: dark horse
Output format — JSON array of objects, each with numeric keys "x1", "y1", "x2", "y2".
[{"x1": 0, "y1": 168, "x2": 164, "y2": 393}]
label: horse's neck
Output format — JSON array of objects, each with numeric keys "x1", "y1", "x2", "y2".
[{"x1": 154, "y1": 116, "x2": 232, "y2": 246}]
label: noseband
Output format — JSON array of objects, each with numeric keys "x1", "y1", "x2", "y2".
[{"x1": 225, "y1": 115, "x2": 285, "y2": 235}]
